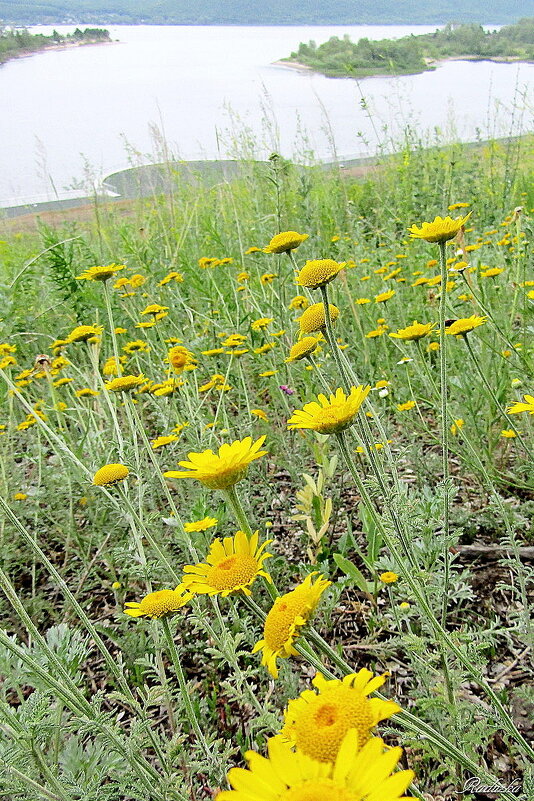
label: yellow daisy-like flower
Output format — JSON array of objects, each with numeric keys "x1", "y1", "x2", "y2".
[
  {"x1": 374, "y1": 289, "x2": 395, "y2": 303},
  {"x1": 408, "y1": 212, "x2": 472, "y2": 243},
  {"x1": 245, "y1": 246, "x2": 261, "y2": 254},
  {"x1": 296, "y1": 259, "x2": 345, "y2": 290},
  {"x1": 445, "y1": 316, "x2": 486, "y2": 336},
  {"x1": 264, "y1": 231, "x2": 309, "y2": 254},
  {"x1": 180, "y1": 530, "x2": 272, "y2": 597},
  {"x1": 93, "y1": 464, "x2": 129, "y2": 486},
  {"x1": 167, "y1": 345, "x2": 196, "y2": 373},
  {"x1": 289, "y1": 295, "x2": 310, "y2": 311},
  {"x1": 281, "y1": 670, "x2": 401, "y2": 764},
  {"x1": 164, "y1": 435, "x2": 267, "y2": 490},
  {"x1": 202, "y1": 347, "x2": 225, "y2": 356},
  {"x1": 252, "y1": 573, "x2": 331, "y2": 678},
  {"x1": 76, "y1": 263, "x2": 125, "y2": 281},
  {"x1": 105, "y1": 374, "x2": 145, "y2": 392},
  {"x1": 287, "y1": 387, "x2": 371, "y2": 435},
  {"x1": 13, "y1": 492, "x2": 28, "y2": 501},
  {"x1": 158, "y1": 271, "x2": 184, "y2": 286},
  {"x1": 299, "y1": 303, "x2": 339, "y2": 334},
  {"x1": 215, "y1": 731, "x2": 415, "y2": 801},
  {"x1": 500, "y1": 429, "x2": 517, "y2": 438},
  {"x1": 123, "y1": 340, "x2": 149, "y2": 354},
  {"x1": 389, "y1": 321, "x2": 435, "y2": 341},
  {"x1": 183, "y1": 516, "x2": 218, "y2": 533},
  {"x1": 251, "y1": 409, "x2": 268, "y2": 422},
  {"x1": 67, "y1": 324, "x2": 103, "y2": 343},
  {"x1": 285, "y1": 337, "x2": 320, "y2": 363},
  {"x1": 124, "y1": 587, "x2": 190, "y2": 619},
  {"x1": 379, "y1": 571, "x2": 399, "y2": 584},
  {"x1": 251, "y1": 317, "x2": 274, "y2": 332},
  {"x1": 396, "y1": 401, "x2": 416, "y2": 412},
  {"x1": 75, "y1": 388, "x2": 100, "y2": 398},
  {"x1": 141, "y1": 303, "x2": 169, "y2": 316},
  {"x1": 480, "y1": 267, "x2": 504, "y2": 279},
  {"x1": 507, "y1": 394, "x2": 534, "y2": 415},
  {"x1": 261, "y1": 273, "x2": 277, "y2": 285},
  {"x1": 151, "y1": 434, "x2": 179, "y2": 449}
]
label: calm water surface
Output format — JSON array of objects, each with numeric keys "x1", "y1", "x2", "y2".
[{"x1": 1, "y1": 24, "x2": 532, "y2": 205}]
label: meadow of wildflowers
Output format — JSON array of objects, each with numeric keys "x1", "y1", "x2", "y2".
[{"x1": 0, "y1": 134, "x2": 532, "y2": 800}]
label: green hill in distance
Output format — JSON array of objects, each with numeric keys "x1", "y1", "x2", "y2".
[{"x1": 0, "y1": 0, "x2": 532, "y2": 25}]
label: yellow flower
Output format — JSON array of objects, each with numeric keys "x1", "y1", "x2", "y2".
[
  {"x1": 259, "y1": 370, "x2": 277, "y2": 377},
  {"x1": 151, "y1": 434, "x2": 179, "y2": 449},
  {"x1": 180, "y1": 530, "x2": 272, "y2": 597},
  {"x1": 285, "y1": 337, "x2": 320, "y2": 362},
  {"x1": 67, "y1": 325, "x2": 103, "y2": 343},
  {"x1": 215, "y1": 732, "x2": 414, "y2": 801},
  {"x1": 167, "y1": 345, "x2": 195, "y2": 373},
  {"x1": 507, "y1": 394, "x2": 534, "y2": 415},
  {"x1": 93, "y1": 464, "x2": 129, "y2": 486},
  {"x1": 288, "y1": 387, "x2": 370, "y2": 434},
  {"x1": 252, "y1": 573, "x2": 330, "y2": 678},
  {"x1": 105, "y1": 374, "x2": 145, "y2": 392},
  {"x1": 379, "y1": 571, "x2": 399, "y2": 584},
  {"x1": 289, "y1": 295, "x2": 310, "y2": 310},
  {"x1": 374, "y1": 289, "x2": 395, "y2": 303},
  {"x1": 445, "y1": 316, "x2": 486, "y2": 336},
  {"x1": 299, "y1": 303, "x2": 339, "y2": 334},
  {"x1": 254, "y1": 343, "x2": 275, "y2": 354},
  {"x1": 140, "y1": 303, "x2": 169, "y2": 316},
  {"x1": 158, "y1": 271, "x2": 183, "y2": 286},
  {"x1": 450, "y1": 418, "x2": 464, "y2": 436},
  {"x1": 75, "y1": 388, "x2": 100, "y2": 398},
  {"x1": 389, "y1": 321, "x2": 435, "y2": 341},
  {"x1": 236, "y1": 271, "x2": 250, "y2": 283},
  {"x1": 251, "y1": 409, "x2": 268, "y2": 422},
  {"x1": 164, "y1": 436, "x2": 267, "y2": 490},
  {"x1": 281, "y1": 670, "x2": 401, "y2": 764},
  {"x1": 397, "y1": 401, "x2": 416, "y2": 411},
  {"x1": 500, "y1": 429, "x2": 517, "y2": 438},
  {"x1": 409, "y1": 212, "x2": 472, "y2": 243},
  {"x1": 296, "y1": 259, "x2": 345, "y2": 289},
  {"x1": 202, "y1": 347, "x2": 225, "y2": 356},
  {"x1": 264, "y1": 231, "x2": 308, "y2": 254},
  {"x1": 124, "y1": 588, "x2": 190, "y2": 619},
  {"x1": 76, "y1": 263, "x2": 125, "y2": 281},
  {"x1": 427, "y1": 341, "x2": 440, "y2": 351},
  {"x1": 245, "y1": 246, "x2": 261, "y2": 254},
  {"x1": 251, "y1": 317, "x2": 274, "y2": 332},
  {"x1": 183, "y1": 516, "x2": 218, "y2": 532},
  {"x1": 356, "y1": 297, "x2": 371, "y2": 305},
  {"x1": 198, "y1": 257, "x2": 220, "y2": 269},
  {"x1": 448, "y1": 202, "x2": 470, "y2": 210},
  {"x1": 480, "y1": 267, "x2": 504, "y2": 278},
  {"x1": 13, "y1": 492, "x2": 28, "y2": 501},
  {"x1": 261, "y1": 273, "x2": 277, "y2": 285},
  {"x1": 123, "y1": 340, "x2": 149, "y2": 354}
]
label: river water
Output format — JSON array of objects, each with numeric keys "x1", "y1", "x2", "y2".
[{"x1": 1, "y1": 24, "x2": 532, "y2": 206}]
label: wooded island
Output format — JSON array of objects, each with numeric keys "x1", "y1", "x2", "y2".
[{"x1": 283, "y1": 19, "x2": 534, "y2": 78}]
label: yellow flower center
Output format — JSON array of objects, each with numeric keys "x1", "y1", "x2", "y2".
[
  {"x1": 292, "y1": 686, "x2": 373, "y2": 762},
  {"x1": 281, "y1": 781, "x2": 357, "y2": 801},
  {"x1": 207, "y1": 554, "x2": 259, "y2": 590}
]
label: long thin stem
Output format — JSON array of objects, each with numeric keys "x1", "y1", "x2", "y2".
[{"x1": 160, "y1": 616, "x2": 213, "y2": 762}]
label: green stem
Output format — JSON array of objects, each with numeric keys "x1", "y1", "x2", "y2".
[
  {"x1": 224, "y1": 485, "x2": 253, "y2": 535},
  {"x1": 160, "y1": 616, "x2": 213, "y2": 761}
]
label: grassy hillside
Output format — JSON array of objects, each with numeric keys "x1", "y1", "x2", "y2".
[
  {"x1": 0, "y1": 131, "x2": 533, "y2": 799},
  {"x1": 0, "y1": 0, "x2": 531, "y2": 25}
]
